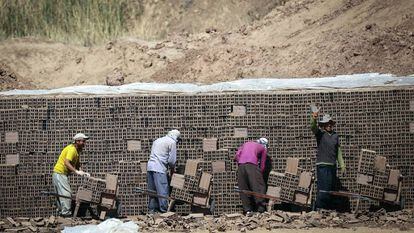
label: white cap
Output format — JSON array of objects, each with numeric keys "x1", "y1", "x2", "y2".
[
  {"x1": 257, "y1": 137, "x2": 269, "y2": 146},
  {"x1": 319, "y1": 114, "x2": 335, "y2": 124},
  {"x1": 73, "y1": 133, "x2": 89, "y2": 141},
  {"x1": 167, "y1": 129, "x2": 181, "y2": 141}
]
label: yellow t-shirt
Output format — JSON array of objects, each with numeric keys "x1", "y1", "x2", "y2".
[{"x1": 53, "y1": 144, "x2": 80, "y2": 175}]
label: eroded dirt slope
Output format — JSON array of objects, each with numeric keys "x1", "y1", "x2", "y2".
[{"x1": 0, "y1": 0, "x2": 413, "y2": 90}]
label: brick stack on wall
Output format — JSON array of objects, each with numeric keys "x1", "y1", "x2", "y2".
[{"x1": 0, "y1": 87, "x2": 413, "y2": 217}]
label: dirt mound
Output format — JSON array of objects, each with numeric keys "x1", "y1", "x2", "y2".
[
  {"x1": 0, "y1": 63, "x2": 33, "y2": 91},
  {"x1": 0, "y1": 0, "x2": 413, "y2": 90},
  {"x1": 151, "y1": 0, "x2": 414, "y2": 82},
  {"x1": 127, "y1": 0, "x2": 286, "y2": 39}
]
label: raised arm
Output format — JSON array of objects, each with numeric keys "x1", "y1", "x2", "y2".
[{"x1": 310, "y1": 112, "x2": 320, "y2": 135}]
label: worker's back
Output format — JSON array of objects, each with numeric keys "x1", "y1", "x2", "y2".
[
  {"x1": 235, "y1": 141, "x2": 266, "y2": 168},
  {"x1": 147, "y1": 136, "x2": 176, "y2": 173}
]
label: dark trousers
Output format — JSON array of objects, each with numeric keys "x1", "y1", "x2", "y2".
[
  {"x1": 237, "y1": 163, "x2": 266, "y2": 212},
  {"x1": 315, "y1": 164, "x2": 337, "y2": 210}
]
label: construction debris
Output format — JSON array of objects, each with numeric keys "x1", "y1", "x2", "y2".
[{"x1": 1, "y1": 209, "x2": 414, "y2": 232}]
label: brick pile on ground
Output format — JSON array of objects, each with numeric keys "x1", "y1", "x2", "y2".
[
  {"x1": 2, "y1": 209, "x2": 413, "y2": 232},
  {"x1": 0, "y1": 215, "x2": 99, "y2": 233}
]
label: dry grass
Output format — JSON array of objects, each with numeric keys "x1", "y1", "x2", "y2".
[{"x1": 0, "y1": 0, "x2": 142, "y2": 46}]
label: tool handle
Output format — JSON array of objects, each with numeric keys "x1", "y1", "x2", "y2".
[{"x1": 40, "y1": 191, "x2": 73, "y2": 199}]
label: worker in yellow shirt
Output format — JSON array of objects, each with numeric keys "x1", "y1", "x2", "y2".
[{"x1": 52, "y1": 133, "x2": 90, "y2": 217}]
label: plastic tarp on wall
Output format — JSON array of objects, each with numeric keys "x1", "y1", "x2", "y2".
[{"x1": 1, "y1": 73, "x2": 413, "y2": 96}]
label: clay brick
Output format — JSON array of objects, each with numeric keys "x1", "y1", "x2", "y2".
[
  {"x1": 234, "y1": 128, "x2": 248, "y2": 137},
  {"x1": 212, "y1": 161, "x2": 226, "y2": 173},
  {"x1": 266, "y1": 186, "x2": 281, "y2": 198},
  {"x1": 193, "y1": 193, "x2": 209, "y2": 206},
  {"x1": 388, "y1": 169, "x2": 401, "y2": 186},
  {"x1": 298, "y1": 171, "x2": 312, "y2": 189},
  {"x1": 358, "y1": 149, "x2": 376, "y2": 174},
  {"x1": 383, "y1": 191, "x2": 397, "y2": 202},
  {"x1": 198, "y1": 172, "x2": 212, "y2": 191},
  {"x1": 105, "y1": 174, "x2": 118, "y2": 191},
  {"x1": 5, "y1": 154, "x2": 19, "y2": 165},
  {"x1": 140, "y1": 162, "x2": 147, "y2": 174},
  {"x1": 294, "y1": 192, "x2": 308, "y2": 204},
  {"x1": 99, "y1": 211, "x2": 107, "y2": 220},
  {"x1": 171, "y1": 173, "x2": 185, "y2": 189},
  {"x1": 203, "y1": 138, "x2": 218, "y2": 152},
  {"x1": 185, "y1": 160, "x2": 200, "y2": 176},
  {"x1": 374, "y1": 156, "x2": 386, "y2": 172},
  {"x1": 101, "y1": 197, "x2": 115, "y2": 207},
  {"x1": 409, "y1": 122, "x2": 414, "y2": 133},
  {"x1": 77, "y1": 188, "x2": 93, "y2": 201},
  {"x1": 231, "y1": 106, "x2": 246, "y2": 116},
  {"x1": 357, "y1": 174, "x2": 373, "y2": 185},
  {"x1": 127, "y1": 140, "x2": 141, "y2": 151},
  {"x1": 285, "y1": 158, "x2": 299, "y2": 175},
  {"x1": 5, "y1": 132, "x2": 18, "y2": 143}
]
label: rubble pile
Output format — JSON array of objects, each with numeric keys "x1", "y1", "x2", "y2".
[
  {"x1": 0, "y1": 215, "x2": 99, "y2": 233},
  {"x1": 2, "y1": 209, "x2": 414, "y2": 232},
  {"x1": 135, "y1": 209, "x2": 414, "y2": 232}
]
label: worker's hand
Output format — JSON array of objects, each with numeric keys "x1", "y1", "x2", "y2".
[
  {"x1": 169, "y1": 168, "x2": 175, "y2": 177},
  {"x1": 340, "y1": 167, "x2": 346, "y2": 176},
  {"x1": 310, "y1": 105, "x2": 320, "y2": 114},
  {"x1": 76, "y1": 170, "x2": 90, "y2": 177}
]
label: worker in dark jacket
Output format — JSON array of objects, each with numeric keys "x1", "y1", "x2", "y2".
[
  {"x1": 311, "y1": 109, "x2": 345, "y2": 210},
  {"x1": 234, "y1": 138, "x2": 268, "y2": 216}
]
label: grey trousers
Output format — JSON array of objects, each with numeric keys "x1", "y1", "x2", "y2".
[
  {"x1": 237, "y1": 163, "x2": 266, "y2": 212},
  {"x1": 52, "y1": 173, "x2": 72, "y2": 216}
]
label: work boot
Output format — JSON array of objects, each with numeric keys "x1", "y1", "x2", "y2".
[
  {"x1": 257, "y1": 205, "x2": 266, "y2": 213},
  {"x1": 60, "y1": 213, "x2": 72, "y2": 218}
]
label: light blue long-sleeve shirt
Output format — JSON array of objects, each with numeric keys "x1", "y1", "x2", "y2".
[{"x1": 147, "y1": 135, "x2": 177, "y2": 174}]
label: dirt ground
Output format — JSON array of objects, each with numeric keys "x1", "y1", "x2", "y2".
[
  {"x1": 187, "y1": 228, "x2": 414, "y2": 233},
  {"x1": 186, "y1": 228, "x2": 414, "y2": 233},
  {"x1": 0, "y1": 0, "x2": 413, "y2": 91}
]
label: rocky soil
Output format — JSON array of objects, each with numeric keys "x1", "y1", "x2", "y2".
[
  {"x1": 0, "y1": 0, "x2": 413, "y2": 90},
  {"x1": 2, "y1": 209, "x2": 414, "y2": 232}
]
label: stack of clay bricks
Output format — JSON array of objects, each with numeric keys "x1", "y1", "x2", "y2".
[
  {"x1": 0, "y1": 88, "x2": 413, "y2": 217},
  {"x1": 76, "y1": 176, "x2": 106, "y2": 204},
  {"x1": 201, "y1": 137, "x2": 243, "y2": 216},
  {"x1": 355, "y1": 149, "x2": 403, "y2": 211},
  {"x1": 0, "y1": 152, "x2": 53, "y2": 217},
  {"x1": 170, "y1": 159, "x2": 215, "y2": 214},
  {"x1": 116, "y1": 161, "x2": 148, "y2": 216},
  {"x1": 74, "y1": 174, "x2": 119, "y2": 218},
  {"x1": 267, "y1": 158, "x2": 313, "y2": 205},
  {"x1": 211, "y1": 170, "x2": 242, "y2": 216}
]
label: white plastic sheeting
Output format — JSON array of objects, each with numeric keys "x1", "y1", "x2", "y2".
[
  {"x1": 1, "y1": 73, "x2": 413, "y2": 96},
  {"x1": 62, "y1": 218, "x2": 138, "y2": 233}
]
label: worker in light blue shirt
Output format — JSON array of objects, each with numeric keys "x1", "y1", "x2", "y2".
[{"x1": 147, "y1": 129, "x2": 181, "y2": 213}]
